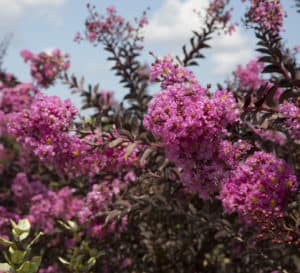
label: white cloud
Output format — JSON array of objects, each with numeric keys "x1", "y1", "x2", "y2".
[
  {"x1": 145, "y1": 0, "x2": 208, "y2": 44},
  {"x1": 144, "y1": 0, "x2": 255, "y2": 77},
  {"x1": 0, "y1": 1, "x2": 22, "y2": 19},
  {"x1": 0, "y1": 0, "x2": 66, "y2": 29},
  {"x1": 22, "y1": 0, "x2": 64, "y2": 5},
  {"x1": 210, "y1": 28, "x2": 255, "y2": 76},
  {"x1": 43, "y1": 48, "x2": 55, "y2": 54}
]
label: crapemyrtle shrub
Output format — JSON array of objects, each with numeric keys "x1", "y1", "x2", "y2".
[{"x1": 0, "y1": 0, "x2": 300, "y2": 273}]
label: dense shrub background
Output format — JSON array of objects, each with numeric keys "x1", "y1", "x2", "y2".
[{"x1": 0, "y1": 1, "x2": 300, "y2": 272}]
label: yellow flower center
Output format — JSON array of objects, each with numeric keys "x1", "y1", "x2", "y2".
[
  {"x1": 251, "y1": 196, "x2": 258, "y2": 204},
  {"x1": 271, "y1": 177, "x2": 278, "y2": 184},
  {"x1": 163, "y1": 67, "x2": 170, "y2": 74},
  {"x1": 258, "y1": 184, "x2": 265, "y2": 192},
  {"x1": 223, "y1": 147, "x2": 230, "y2": 154},
  {"x1": 177, "y1": 69, "x2": 185, "y2": 78},
  {"x1": 73, "y1": 149, "x2": 80, "y2": 156},
  {"x1": 221, "y1": 94, "x2": 228, "y2": 101},
  {"x1": 285, "y1": 180, "x2": 293, "y2": 188},
  {"x1": 269, "y1": 199, "x2": 276, "y2": 207}
]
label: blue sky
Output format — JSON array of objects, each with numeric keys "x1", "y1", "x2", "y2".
[{"x1": 0, "y1": 0, "x2": 299, "y2": 106}]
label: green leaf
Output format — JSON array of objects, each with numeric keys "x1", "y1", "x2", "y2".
[
  {"x1": 10, "y1": 220, "x2": 18, "y2": 231},
  {"x1": 16, "y1": 261, "x2": 38, "y2": 273},
  {"x1": 66, "y1": 220, "x2": 78, "y2": 232},
  {"x1": 31, "y1": 256, "x2": 42, "y2": 270},
  {"x1": 87, "y1": 257, "x2": 96, "y2": 270},
  {"x1": 0, "y1": 236, "x2": 13, "y2": 246},
  {"x1": 0, "y1": 262, "x2": 11, "y2": 272},
  {"x1": 58, "y1": 257, "x2": 70, "y2": 265},
  {"x1": 11, "y1": 219, "x2": 31, "y2": 240},
  {"x1": 108, "y1": 138, "x2": 123, "y2": 148},
  {"x1": 19, "y1": 232, "x2": 30, "y2": 241},
  {"x1": 9, "y1": 247, "x2": 26, "y2": 264},
  {"x1": 17, "y1": 219, "x2": 31, "y2": 232},
  {"x1": 58, "y1": 220, "x2": 72, "y2": 231},
  {"x1": 10, "y1": 258, "x2": 41, "y2": 273}
]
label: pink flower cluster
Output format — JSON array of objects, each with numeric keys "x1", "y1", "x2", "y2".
[
  {"x1": 150, "y1": 56, "x2": 196, "y2": 88},
  {"x1": 8, "y1": 173, "x2": 77, "y2": 237},
  {"x1": 78, "y1": 180, "x2": 127, "y2": 238},
  {"x1": 279, "y1": 102, "x2": 300, "y2": 139},
  {"x1": 220, "y1": 151, "x2": 298, "y2": 221},
  {"x1": 0, "y1": 78, "x2": 39, "y2": 139},
  {"x1": 0, "y1": 82, "x2": 39, "y2": 113},
  {"x1": 21, "y1": 49, "x2": 70, "y2": 88},
  {"x1": 77, "y1": 4, "x2": 147, "y2": 45},
  {"x1": 243, "y1": 0, "x2": 286, "y2": 33},
  {"x1": 145, "y1": 59, "x2": 241, "y2": 198},
  {"x1": 7, "y1": 93, "x2": 88, "y2": 176},
  {"x1": 29, "y1": 187, "x2": 84, "y2": 234},
  {"x1": 8, "y1": 93, "x2": 77, "y2": 155},
  {"x1": 7, "y1": 93, "x2": 141, "y2": 178},
  {"x1": 250, "y1": 126, "x2": 287, "y2": 146},
  {"x1": 1, "y1": 170, "x2": 131, "y2": 241},
  {"x1": 233, "y1": 58, "x2": 283, "y2": 102},
  {"x1": 234, "y1": 59, "x2": 265, "y2": 91},
  {"x1": 12, "y1": 172, "x2": 47, "y2": 206},
  {"x1": 206, "y1": 0, "x2": 236, "y2": 34}
]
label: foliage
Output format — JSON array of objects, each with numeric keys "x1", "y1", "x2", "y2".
[
  {"x1": 0, "y1": 0, "x2": 300, "y2": 272},
  {"x1": 0, "y1": 219, "x2": 42, "y2": 273}
]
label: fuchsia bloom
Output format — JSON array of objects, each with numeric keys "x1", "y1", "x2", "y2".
[
  {"x1": 78, "y1": 180, "x2": 127, "y2": 238},
  {"x1": 28, "y1": 187, "x2": 84, "y2": 234},
  {"x1": 279, "y1": 102, "x2": 300, "y2": 140},
  {"x1": 7, "y1": 94, "x2": 97, "y2": 177},
  {"x1": 243, "y1": 0, "x2": 286, "y2": 33},
  {"x1": 206, "y1": 0, "x2": 236, "y2": 34},
  {"x1": 149, "y1": 56, "x2": 196, "y2": 88},
  {"x1": 0, "y1": 82, "x2": 39, "y2": 113},
  {"x1": 79, "y1": 4, "x2": 148, "y2": 46},
  {"x1": 12, "y1": 172, "x2": 47, "y2": 206},
  {"x1": 1, "y1": 172, "x2": 129, "y2": 240},
  {"x1": 234, "y1": 59, "x2": 265, "y2": 91},
  {"x1": 0, "y1": 79, "x2": 38, "y2": 138},
  {"x1": 220, "y1": 151, "x2": 298, "y2": 221},
  {"x1": 234, "y1": 59, "x2": 283, "y2": 101},
  {"x1": 7, "y1": 93, "x2": 141, "y2": 178},
  {"x1": 145, "y1": 59, "x2": 241, "y2": 198},
  {"x1": 8, "y1": 93, "x2": 77, "y2": 144},
  {"x1": 250, "y1": 126, "x2": 287, "y2": 146},
  {"x1": 7, "y1": 93, "x2": 82, "y2": 175},
  {"x1": 139, "y1": 15, "x2": 148, "y2": 27},
  {"x1": 73, "y1": 32, "x2": 82, "y2": 42},
  {"x1": 20, "y1": 49, "x2": 70, "y2": 88},
  {"x1": 106, "y1": 5, "x2": 116, "y2": 14}
]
